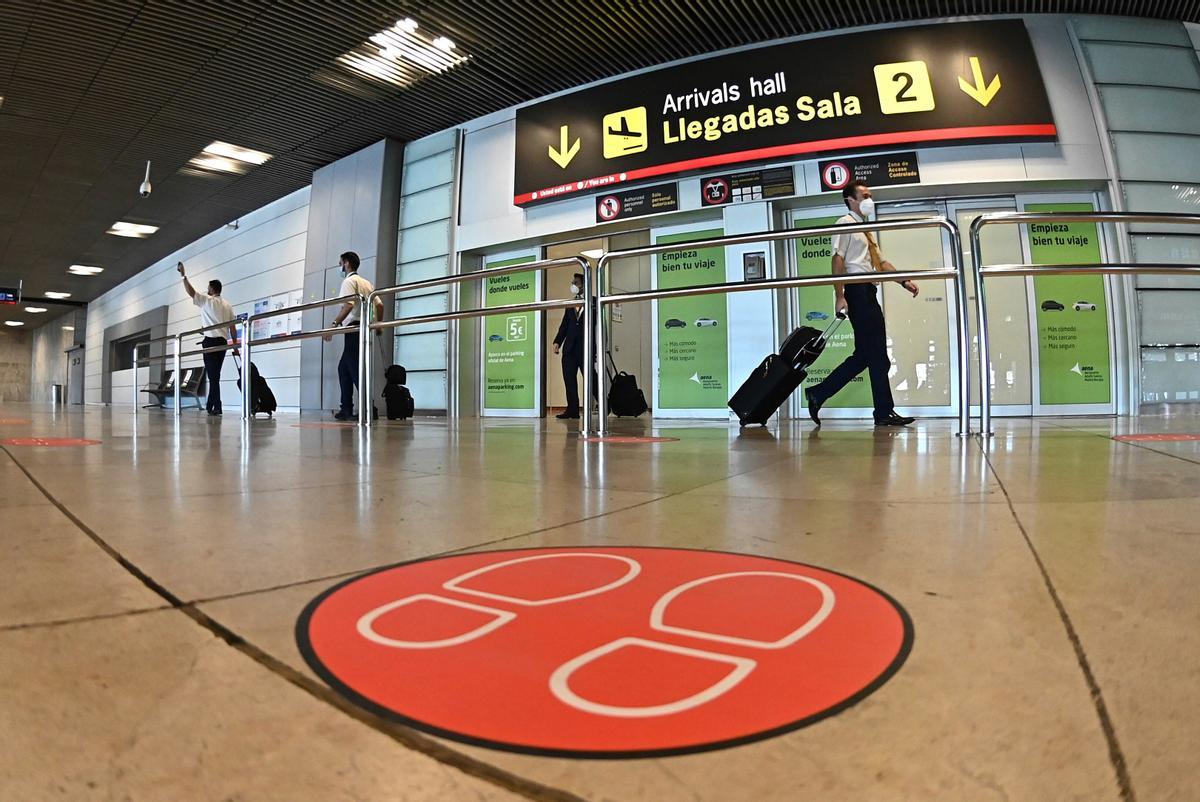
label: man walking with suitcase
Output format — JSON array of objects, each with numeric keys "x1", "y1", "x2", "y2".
[
  {"x1": 552, "y1": 273, "x2": 587, "y2": 420},
  {"x1": 804, "y1": 181, "x2": 917, "y2": 427},
  {"x1": 177, "y1": 262, "x2": 237, "y2": 416},
  {"x1": 323, "y1": 251, "x2": 384, "y2": 421}
]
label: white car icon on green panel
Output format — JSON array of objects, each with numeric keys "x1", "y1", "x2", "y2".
[{"x1": 695, "y1": 317, "x2": 719, "y2": 327}]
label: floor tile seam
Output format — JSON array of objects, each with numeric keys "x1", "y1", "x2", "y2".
[
  {"x1": 0, "y1": 604, "x2": 175, "y2": 633},
  {"x1": 976, "y1": 439, "x2": 1138, "y2": 802},
  {"x1": 0, "y1": 444, "x2": 589, "y2": 802}
]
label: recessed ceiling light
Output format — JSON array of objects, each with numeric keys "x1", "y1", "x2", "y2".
[
  {"x1": 184, "y1": 141, "x2": 273, "y2": 176},
  {"x1": 336, "y1": 19, "x2": 468, "y2": 89},
  {"x1": 44, "y1": 291, "x2": 72, "y2": 299},
  {"x1": 62, "y1": 325, "x2": 75, "y2": 331},
  {"x1": 4, "y1": 320, "x2": 23, "y2": 327},
  {"x1": 107, "y1": 221, "x2": 158, "y2": 238},
  {"x1": 25, "y1": 306, "x2": 47, "y2": 313},
  {"x1": 68, "y1": 265, "x2": 104, "y2": 275}
]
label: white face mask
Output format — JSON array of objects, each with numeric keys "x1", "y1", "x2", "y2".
[
  {"x1": 570, "y1": 284, "x2": 581, "y2": 296},
  {"x1": 858, "y1": 197, "x2": 875, "y2": 219}
]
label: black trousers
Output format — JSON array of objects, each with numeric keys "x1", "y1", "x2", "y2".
[
  {"x1": 201, "y1": 336, "x2": 227, "y2": 413},
  {"x1": 338, "y1": 330, "x2": 358, "y2": 415},
  {"x1": 809, "y1": 283, "x2": 895, "y2": 418},
  {"x1": 561, "y1": 350, "x2": 598, "y2": 414}
]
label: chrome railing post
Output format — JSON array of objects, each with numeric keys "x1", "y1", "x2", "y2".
[
  {"x1": 132, "y1": 342, "x2": 140, "y2": 416},
  {"x1": 580, "y1": 256, "x2": 594, "y2": 438},
  {"x1": 242, "y1": 315, "x2": 253, "y2": 422},
  {"x1": 173, "y1": 334, "x2": 182, "y2": 417},
  {"x1": 970, "y1": 217, "x2": 994, "y2": 436},
  {"x1": 595, "y1": 254, "x2": 612, "y2": 437},
  {"x1": 358, "y1": 295, "x2": 370, "y2": 427},
  {"x1": 944, "y1": 220, "x2": 972, "y2": 437}
]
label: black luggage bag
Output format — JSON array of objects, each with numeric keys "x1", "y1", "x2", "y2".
[
  {"x1": 606, "y1": 353, "x2": 648, "y2": 417},
  {"x1": 235, "y1": 357, "x2": 277, "y2": 418},
  {"x1": 728, "y1": 315, "x2": 844, "y2": 426},
  {"x1": 377, "y1": 340, "x2": 414, "y2": 420}
]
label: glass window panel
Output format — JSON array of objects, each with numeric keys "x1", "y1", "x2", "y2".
[
  {"x1": 1099, "y1": 86, "x2": 1200, "y2": 135},
  {"x1": 400, "y1": 186, "x2": 452, "y2": 228},
  {"x1": 1138, "y1": 290, "x2": 1200, "y2": 344},
  {"x1": 404, "y1": 130, "x2": 457, "y2": 163},
  {"x1": 401, "y1": 153, "x2": 453, "y2": 195},
  {"x1": 398, "y1": 219, "x2": 450, "y2": 264},
  {"x1": 1111, "y1": 133, "x2": 1200, "y2": 183},
  {"x1": 1123, "y1": 182, "x2": 1200, "y2": 234},
  {"x1": 1074, "y1": 17, "x2": 1192, "y2": 46},
  {"x1": 402, "y1": 370, "x2": 448, "y2": 410},
  {"x1": 1133, "y1": 235, "x2": 1200, "y2": 288},
  {"x1": 1083, "y1": 42, "x2": 1200, "y2": 88},
  {"x1": 1140, "y1": 347, "x2": 1200, "y2": 403},
  {"x1": 396, "y1": 330, "x2": 448, "y2": 371}
]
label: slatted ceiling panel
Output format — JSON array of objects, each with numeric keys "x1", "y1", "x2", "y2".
[{"x1": 0, "y1": 1, "x2": 1196, "y2": 322}]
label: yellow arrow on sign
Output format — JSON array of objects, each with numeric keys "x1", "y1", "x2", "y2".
[
  {"x1": 548, "y1": 125, "x2": 581, "y2": 169},
  {"x1": 957, "y1": 56, "x2": 1001, "y2": 106}
]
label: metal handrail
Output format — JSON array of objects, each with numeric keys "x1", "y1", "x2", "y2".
[
  {"x1": 242, "y1": 294, "x2": 361, "y2": 421},
  {"x1": 362, "y1": 256, "x2": 592, "y2": 431},
  {"x1": 969, "y1": 211, "x2": 1200, "y2": 436},
  {"x1": 593, "y1": 218, "x2": 972, "y2": 436}
]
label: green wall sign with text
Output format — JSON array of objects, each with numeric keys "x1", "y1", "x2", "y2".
[
  {"x1": 656, "y1": 229, "x2": 729, "y2": 410},
  {"x1": 484, "y1": 256, "x2": 537, "y2": 410}
]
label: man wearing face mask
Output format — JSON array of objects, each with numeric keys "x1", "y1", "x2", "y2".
[
  {"x1": 552, "y1": 273, "x2": 587, "y2": 420},
  {"x1": 323, "y1": 251, "x2": 384, "y2": 421},
  {"x1": 804, "y1": 180, "x2": 918, "y2": 427}
]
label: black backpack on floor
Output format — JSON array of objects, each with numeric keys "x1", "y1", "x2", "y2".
[
  {"x1": 235, "y1": 358, "x2": 277, "y2": 418},
  {"x1": 382, "y1": 378, "x2": 414, "y2": 420},
  {"x1": 606, "y1": 353, "x2": 648, "y2": 417}
]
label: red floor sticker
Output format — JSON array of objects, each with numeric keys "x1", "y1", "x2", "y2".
[
  {"x1": 0, "y1": 437, "x2": 101, "y2": 447},
  {"x1": 1113, "y1": 433, "x2": 1200, "y2": 442},
  {"x1": 298, "y1": 547, "x2": 912, "y2": 757},
  {"x1": 0, "y1": 418, "x2": 31, "y2": 425},
  {"x1": 581, "y1": 435, "x2": 680, "y2": 444}
]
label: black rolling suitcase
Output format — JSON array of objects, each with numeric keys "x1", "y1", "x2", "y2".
[
  {"x1": 235, "y1": 357, "x2": 277, "y2": 418},
  {"x1": 729, "y1": 315, "x2": 844, "y2": 426},
  {"x1": 377, "y1": 339, "x2": 413, "y2": 420}
]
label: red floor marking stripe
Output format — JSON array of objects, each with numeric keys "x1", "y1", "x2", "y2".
[
  {"x1": 0, "y1": 437, "x2": 101, "y2": 447},
  {"x1": 1113, "y1": 433, "x2": 1200, "y2": 442}
]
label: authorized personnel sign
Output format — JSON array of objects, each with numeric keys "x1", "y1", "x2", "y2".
[
  {"x1": 298, "y1": 547, "x2": 911, "y2": 757},
  {"x1": 514, "y1": 20, "x2": 1054, "y2": 206}
]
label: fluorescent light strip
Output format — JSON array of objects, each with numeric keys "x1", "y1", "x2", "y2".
[
  {"x1": 336, "y1": 19, "x2": 467, "y2": 89},
  {"x1": 4, "y1": 320, "x2": 23, "y2": 327},
  {"x1": 201, "y1": 141, "x2": 272, "y2": 165},
  {"x1": 25, "y1": 306, "x2": 47, "y2": 313},
  {"x1": 62, "y1": 326, "x2": 75, "y2": 331},
  {"x1": 107, "y1": 222, "x2": 158, "y2": 238},
  {"x1": 44, "y1": 291, "x2": 72, "y2": 299},
  {"x1": 68, "y1": 265, "x2": 104, "y2": 276}
]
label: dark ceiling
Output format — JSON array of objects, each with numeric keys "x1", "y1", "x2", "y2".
[{"x1": 1, "y1": 0, "x2": 1196, "y2": 328}]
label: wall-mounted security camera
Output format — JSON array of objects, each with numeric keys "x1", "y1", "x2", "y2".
[{"x1": 139, "y1": 161, "x2": 152, "y2": 198}]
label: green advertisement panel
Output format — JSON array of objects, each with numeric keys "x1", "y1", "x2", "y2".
[
  {"x1": 483, "y1": 256, "x2": 537, "y2": 410},
  {"x1": 656, "y1": 229, "x2": 729, "y2": 409},
  {"x1": 1026, "y1": 203, "x2": 1111, "y2": 405},
  {"x1": 793, "y1": 216, "x2": 874, "y2": 408}
]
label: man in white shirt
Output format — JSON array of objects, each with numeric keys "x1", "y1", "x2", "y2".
[
  {"x1": 177, "y1": 262, "x2": 238, "y2": 416},
  {"x1": 323, "y1": 251, "x2": 384, "y2": 420},
  {"x1": 804, "y1": 180, "x2": 918, "y2": 427}
]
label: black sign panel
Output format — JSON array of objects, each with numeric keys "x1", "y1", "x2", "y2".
[
  {"x1": 0, "y1": 286, "x2": 20, "y2": 305},
  {"x1": 595, "y1": 183, "x2": 679, "y2": 223},
  {"x1": 514, "y1": 20, "x2": 1054, "y2": 206},
  {"x1": 700, "y1": 167, "x2": 796, "y2": 207},
  {"x1": 819, "y1": 152, "x2": 921, "y2": 192}
]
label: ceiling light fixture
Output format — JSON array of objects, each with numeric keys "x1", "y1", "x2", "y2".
[
  {"x1": 184, "y1": 141, "x2": 273, "y2": 176},
  {"x1": 334, "y1": 18, "x2": 468, "y2": 90},
  {"x1": 62, "y1": 326, "x2": 75, "y2": 331},
  {"x1": 106, "y1": 221, "x2": 158, "y2": 238},
  {"x1": 68, "y1": 265, "x2": 104, "y2": 276},
  {"x1": 25, "y1": 306, "x2": 47, "y2": 313},
  {"x1": 4, "y1": 320, "x2": 23, "y2": 327},
  {"x1": 44, "y1": 291, "x2": 72, "y2": 299}
]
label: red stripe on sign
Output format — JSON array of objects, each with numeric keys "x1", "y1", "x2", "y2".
[{"x1": 514, "y1": 123, "x2": 1058, "y2": 205}]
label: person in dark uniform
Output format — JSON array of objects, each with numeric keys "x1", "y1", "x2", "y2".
[
  {"x1": 804, "y1": 180, "x2": 918, "y2": 427},
  {"x1": 552, "y1": 273, "x2": 587, "y2": 420}
]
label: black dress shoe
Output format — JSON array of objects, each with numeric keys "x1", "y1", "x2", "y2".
[
  {"x1": 333, "y1": 411, "x2": 353, "y2": 421},
  {"x1": 804, "y1": 388, "x2": 822, "y2": 426},
  {"x1": 556, "y1": 411, "x2": 580, "y2": 420},
  {"x1": 875, "y1": 412, "x2": 915, "y2": 426}
]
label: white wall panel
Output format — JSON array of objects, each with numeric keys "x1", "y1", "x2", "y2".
[{"x1": 85, "y1": 187, "x2": 310, "y2": 409}]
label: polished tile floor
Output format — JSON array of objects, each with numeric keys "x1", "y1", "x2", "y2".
[{"x1": 1, "y1": 404, "x2": 1197, "y2": 801}]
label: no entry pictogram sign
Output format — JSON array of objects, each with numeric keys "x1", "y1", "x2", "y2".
[{"x1": 298, "y1": 547, "x2": 911, "y2": 757}]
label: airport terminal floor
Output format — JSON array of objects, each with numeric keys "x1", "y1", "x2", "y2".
[{"x1": 1, "y1": 403, "x2": 1197, "y2": 802}]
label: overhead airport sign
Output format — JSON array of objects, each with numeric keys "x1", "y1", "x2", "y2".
[
  {"x1": 596, "y1": 183, "x2": 679, "y2": 223},
  {"x1": 514, "y1": 20, "x2": 1054, "y2": 206},
  {"x1": 819, "y1": 152, "x2": 921, "y2": 192}
]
